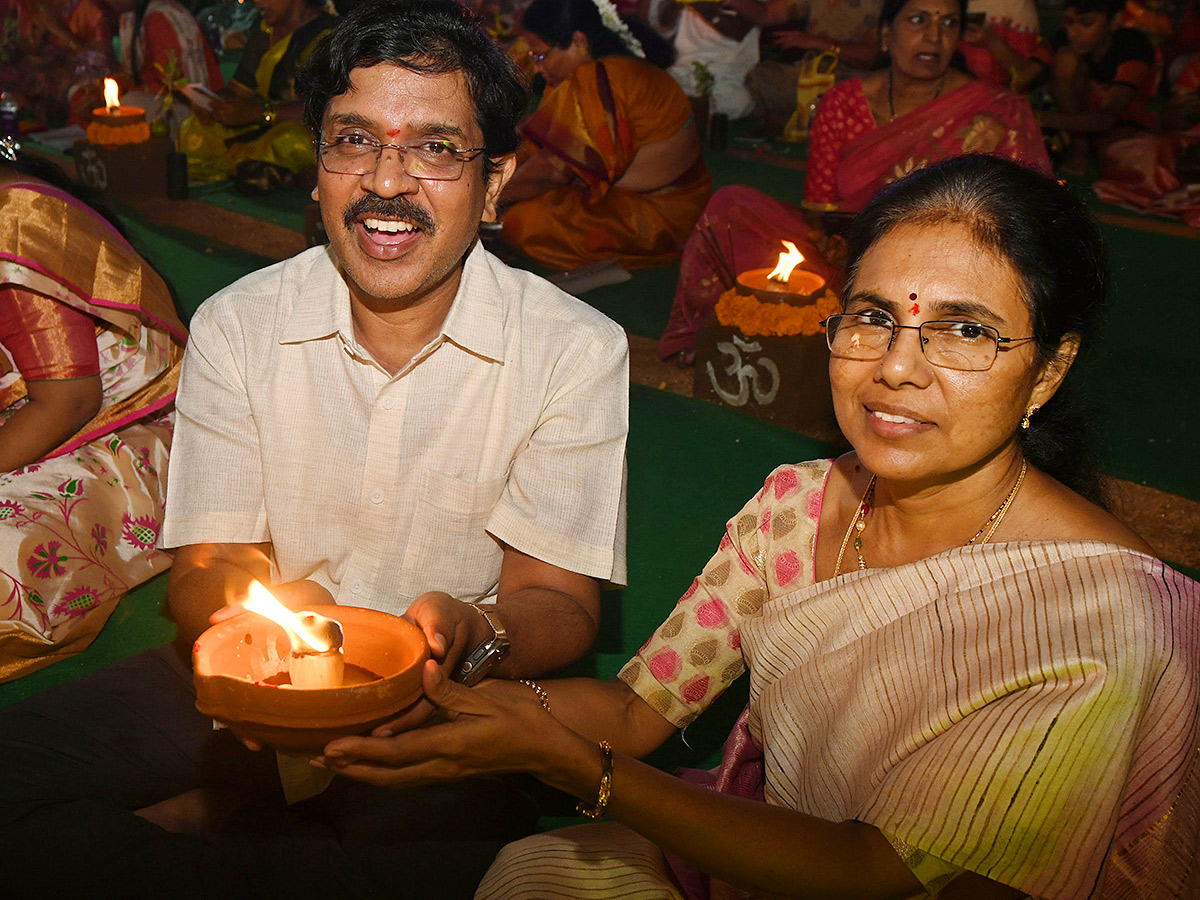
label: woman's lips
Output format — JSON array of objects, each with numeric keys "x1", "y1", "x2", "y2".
[{"x1": 866, "y1": 405, "x2": 935, "y2": 435}]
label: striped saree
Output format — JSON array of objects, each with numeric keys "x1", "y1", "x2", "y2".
[{"x1": 613, "y1": 460, "x2": 1200, "y2": 898}]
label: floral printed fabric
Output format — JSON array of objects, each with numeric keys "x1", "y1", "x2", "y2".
[
  {"x1": 0, "y1": 417, "x2": 173, "y2": 681},
  {"x1": 618, "y1": 460, "x2": 831, "y2": 726}
]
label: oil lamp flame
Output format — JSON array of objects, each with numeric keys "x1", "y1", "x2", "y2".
[
  {"x1": 103, "y1": 78, "x2": 121, "y2": 110},
  {"x1": 767, "y1": 240, "x2": 805, "y2": 283},
  {"x1": 243, "y1": 581, "x2": 332, "y2": 653}
]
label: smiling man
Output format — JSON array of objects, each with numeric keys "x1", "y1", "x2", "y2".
[{"x1": 0, "y1": 2, "x2": 628, "y2": 898}]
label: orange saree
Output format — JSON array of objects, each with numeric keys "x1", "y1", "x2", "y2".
[
  {"x1": 502, "y1": 56, "x2": 712, "y2": 271},
  {"x1": 0, "y1": 180, "x2": 186, "y2": 681}
]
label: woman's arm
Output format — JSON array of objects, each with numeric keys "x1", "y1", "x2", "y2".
[
  {"x1": 499, "y1": 150, "x2": 575, "y2": 206},
  {"x1": 320, "y1": 663, "x2": 1021, "y2": 899},
  {"x1": 0, "y1": 376, "x2": 102, "y2": 471}
]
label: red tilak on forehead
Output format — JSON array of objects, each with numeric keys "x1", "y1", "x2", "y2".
[
  {"x1": 385, "y1": 128, "x2": 402, "y2": 137},
  {"x1": 909, "y1": 293, "x2": 919, "y2": 315}
]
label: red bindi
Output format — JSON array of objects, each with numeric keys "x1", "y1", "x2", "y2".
[
  {"x1": 909, "y1": 293, "x2": 919, "y2": 315},
  {"x1": 385, "y1": 128, "x2": 402, "y2": 137}
]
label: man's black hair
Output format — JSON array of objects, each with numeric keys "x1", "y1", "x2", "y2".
[{"x1": 297, "y1": 0, "x2": 527, "y2": 178}]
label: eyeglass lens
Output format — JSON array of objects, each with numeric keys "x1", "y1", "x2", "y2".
[
  {"x1": 824, "y1": 314, "x2": 1001, "y2": 371},
  {"x1": 320, "y1": 140, "x2": 472, "y2": 180}
]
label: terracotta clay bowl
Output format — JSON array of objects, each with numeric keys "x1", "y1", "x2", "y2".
[{"x1": 193, "y1": 605, "x2": 429, "y2": 755}]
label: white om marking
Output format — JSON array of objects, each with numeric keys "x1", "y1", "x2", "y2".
[{"x1": 705, "y1": 334, "x2": 780, "y2": 407}]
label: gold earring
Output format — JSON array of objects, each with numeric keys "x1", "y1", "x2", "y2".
[{"x1": 1021, "y1": 404, "x2": 1040, "y2": 431}]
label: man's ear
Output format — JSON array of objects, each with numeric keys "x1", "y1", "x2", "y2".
[
  {"x1": 481, "y1": 154, "x2": 518, "y2": 223},
  {"x1": 1030, "y1": 332, "x2": 1081, "y2": 410}
]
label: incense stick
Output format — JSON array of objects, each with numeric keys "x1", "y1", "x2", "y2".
[{"x1": 700, "y1": 219, "x2": 737, "y2": 288}]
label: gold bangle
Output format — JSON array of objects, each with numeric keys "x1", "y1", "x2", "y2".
[
  {"x1": 518, "y1": 678, "x2": 551, "y2": 713},
  {"x1": 576, "y1": 740, "x2": 613, "y2": 819}
]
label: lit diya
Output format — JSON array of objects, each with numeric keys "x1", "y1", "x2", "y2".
[
  {"x1": 86, "y1": 78, "x2": 150, "y2": 147},
  {"x1": 193, "y1": 582, "x2": 429, "y2": 755},
  {"x1": 737, "y1": 240, "x2": 827, "y2": 303}
]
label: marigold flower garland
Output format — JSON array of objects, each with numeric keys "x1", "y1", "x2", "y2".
[{"x1": 715, "y1": 288, "x2": 842, "y2": 338}]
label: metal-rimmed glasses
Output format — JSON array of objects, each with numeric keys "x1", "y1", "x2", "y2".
[
  {"x1": 820, "y1": 313, "x2": 1036, "y2": 372},
  {"x1": 318, "y1": 135, "x2": 486, "y2": 180}
]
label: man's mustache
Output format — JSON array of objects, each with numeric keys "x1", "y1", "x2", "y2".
[{"x1": 343, "y1": 195, "x2": 436, "y2": 234}]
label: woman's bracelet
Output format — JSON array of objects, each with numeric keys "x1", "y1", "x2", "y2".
[
  {"x1": 576, "y1": 740, "x2": 613, "y2": 819},
  {"x1": 518, "y1": 678, "x2": 551, "y2": 713}
]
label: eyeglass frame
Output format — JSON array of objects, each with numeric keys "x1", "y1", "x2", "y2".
[
  {"x1": 316, "y1": 135, "x2": 488, "y2": 181},
  {"x1": 819, "y1": 313, "x2": 1037, "y2": 371}
]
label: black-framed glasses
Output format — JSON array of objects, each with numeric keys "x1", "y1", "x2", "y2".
[
  {"x1": 820, "y1": 313, "x2": 1035, "y2": 371},
  {"x1": 318, "y1": 135, "x2": 486, "y2": 180}
]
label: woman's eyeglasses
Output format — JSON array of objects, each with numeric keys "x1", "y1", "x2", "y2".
[{"x1": 821, "y1": 313, "x2": 1035, "y2": 371}]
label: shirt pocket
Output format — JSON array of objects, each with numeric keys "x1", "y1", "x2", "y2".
[{"x1": 398, "y1": 467, "x2": 507, "y2": 603}]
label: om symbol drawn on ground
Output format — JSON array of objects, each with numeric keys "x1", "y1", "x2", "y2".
[{"x1": 706, "y1": 334, "x2": 780, "y2": 407}]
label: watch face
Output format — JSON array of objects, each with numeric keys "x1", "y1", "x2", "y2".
[{"x1": 453, "y1": 636, "x2": 509, "y2": 685}]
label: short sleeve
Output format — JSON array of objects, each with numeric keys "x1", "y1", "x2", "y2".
[
  {"x1": 160, "y1": 299, "x2": 268, "y2": 547},
  {"x1": 0, "y1": 288, "x2": 100, "y2": 381},
  {"x1": 486, "y1": 323, "x2": 629, "y2": 584},
  {"x1": 618, "y1": 461, "x2": 829, "y2": 725},
  {"x1": 804, "y1": 80, "x2": 873, "y2": 208}
]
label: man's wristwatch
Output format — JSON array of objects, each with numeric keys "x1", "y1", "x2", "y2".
[{"x1": 453, "y1": 605, "x2": 510, "y2": 686}]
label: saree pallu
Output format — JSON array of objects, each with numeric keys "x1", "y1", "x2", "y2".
[
  {"x1": 622, "y1": 461, "x2": 1200, "y2": 898},
  {"x1": 502, "y1": 57, "x2": 712, "y2": 271},
  {"x1": 826, "y1": 80, "x2": 1051, "y2": 213},
  {"x1": 0, "y1": 182, "x2": 187, "y2": 681},
  {"x1": 1093, "y1": 124, "x2": 1200, "y2": 228}
]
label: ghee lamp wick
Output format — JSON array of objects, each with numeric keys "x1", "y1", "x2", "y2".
[{"x1": 288, "y1": 612, "x2": 345, "y2": 690}]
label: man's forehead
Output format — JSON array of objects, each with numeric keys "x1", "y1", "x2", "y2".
[{"x1": 325, "y1": 63, "x2": 477, "y2": 125}]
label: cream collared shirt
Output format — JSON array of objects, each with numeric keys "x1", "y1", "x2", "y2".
[{"x1": 162, "y1": 243, "x2": 628, "y2": 612}]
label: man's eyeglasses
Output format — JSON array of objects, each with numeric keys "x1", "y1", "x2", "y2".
[
  {"x1": 318, "y1": 134, "x2": 486, "y2": 180},
  {"x1": 820, "y1": 313, "x2": 1036, "y2": 371}
]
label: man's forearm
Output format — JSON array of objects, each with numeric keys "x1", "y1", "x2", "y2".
[{"x1": 490, "y1": 586, "x2": 600, "y2": 678}]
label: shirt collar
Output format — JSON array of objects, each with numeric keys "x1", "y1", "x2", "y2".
[{"x1": 278, "y1": 242, "x2": 506, "y2": 363}]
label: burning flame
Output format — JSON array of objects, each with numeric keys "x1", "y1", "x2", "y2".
[
  {"x1": 103, "y1": 78, "x2": 120, "y2": 110},
  {"x1": 767, "y1": 240, "x2": 805, "y2": 284},
  {"x1": 242, "y1": 581, "x2": 333, "y2": 652}
]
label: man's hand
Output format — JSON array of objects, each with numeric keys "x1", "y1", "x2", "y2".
[
  {"x1": 373, "y1": 592, "x2": 492, "y2": 735},
  {"x1": 209, "y1": 579, "x2": 336, "y2": 625}
]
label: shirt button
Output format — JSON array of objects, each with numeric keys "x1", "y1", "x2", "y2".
[
  {"x1": 383, "y1": 398, "x2": 394, "y2": 410},
  {"x1": 370, "y1": 489, "x2": 383, "y2": 504},
  {"x1": 350, "y1": 580, "x2": 363, "y2": 595}
]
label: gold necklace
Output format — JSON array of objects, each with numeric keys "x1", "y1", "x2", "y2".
[{"x1": 833, "y1": 460, "x2": 1029, "y2": 576}]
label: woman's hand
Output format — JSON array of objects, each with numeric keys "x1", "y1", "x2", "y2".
[
  {"x1": 313, "y1": 660, "x2": 566, "y2": 788},
  {"x1": 210, "y1": 93, "x2": 267, "y2": 128}
]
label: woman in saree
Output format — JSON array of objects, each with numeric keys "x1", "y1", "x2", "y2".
[
  {"x1": 658, "y1": 0, "x2": 1050, "y2": 363},
  {"x1": 112, "y1": 0, "x2": 225, "y2": 130},
  {"x1": 499, "y1": 0, "x2": 711, "y2": 272},
  {"x1": 314, "y1": 155, "x2": 1199, "y2": 899},
  {"x1": 178, "y1": 0, "x2": 334, "y2": 184},
  {"x1": 0, "y1": 160, "x2": 186, "y2": 681}
]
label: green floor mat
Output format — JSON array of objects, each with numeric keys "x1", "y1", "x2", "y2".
[{"x1": 193, "y1": 181, "x2": 312, "y2": 234}]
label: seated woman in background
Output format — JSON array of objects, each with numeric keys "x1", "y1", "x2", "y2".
[
  {"x1": 499, "y1": 0, "x2": 711, "y2": 272},
  {"x1": 659, "y1": 0, "x2": 1049, "y2": 362},
  {"x1": 112, "y1": 0, "x2": 226, "y2": 131},
  {"x1": 319, "y1": 155, "x2": 1199, "y2": 900},
  {"x1": 0, "y1": 159, "x2": 186, "y2": 682},
  {"x1": 958, "y1": 0, "x2": 1052, "y2": 91},
  {"x1": 1092, "y1": 52, "x2": 1200, "y2": 226},
  {"x1": 178, "y1": 0, "x2": 334, "y2": 185},
  {"x1": 1040, "y1": 0, "x2": 1158, "y2": 173},
  {"x1": 1, "y1": 0, "x2": 115, "y2": 127}
]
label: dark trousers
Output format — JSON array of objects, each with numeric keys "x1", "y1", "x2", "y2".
[{"x1": 0, "y1": 645, "x2": 539, "y2": 900}]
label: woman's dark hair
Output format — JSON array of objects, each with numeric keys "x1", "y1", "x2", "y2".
[
  {"x1": 297, "y1": 0, "x2": 527, "y2": 177},
  {"x1": 880, "y1": 0, "x2": 969, "y2": 26},
  {"x1": 520, "y1": 0, "x2": 675, "y2": 69},
  {"x1": 842, "y1": 155, "x2": 1111, "y2": 505}
]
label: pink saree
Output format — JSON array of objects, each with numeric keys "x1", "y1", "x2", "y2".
[
  {"x1": 820, "y1": 79, "x2": 1051, "y2": 212},
  {"x1": 0, "y1": 180, "x2": 187, "y2": 681}
]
